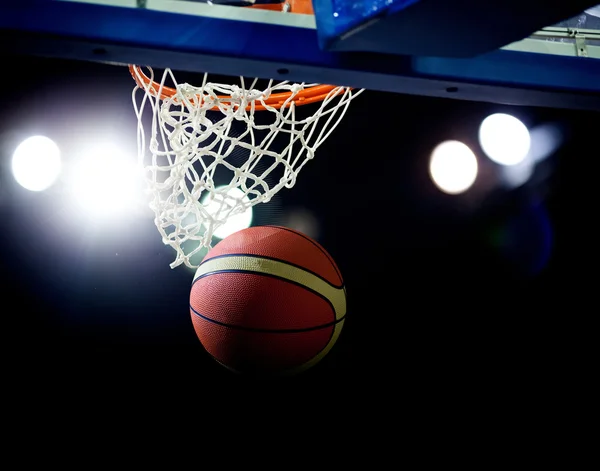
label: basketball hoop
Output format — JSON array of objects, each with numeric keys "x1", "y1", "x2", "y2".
[{"x1": 130, "y1": 64, "x2": 364, "y2": 269}]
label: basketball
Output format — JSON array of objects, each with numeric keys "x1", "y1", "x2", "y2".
[{"x1": 190, "y1": 225, "x2": 346, "y2": 376}]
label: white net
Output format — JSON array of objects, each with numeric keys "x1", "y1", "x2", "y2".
[{"x1": 131, "y1": 66, "x2": 364, "y2": 269}]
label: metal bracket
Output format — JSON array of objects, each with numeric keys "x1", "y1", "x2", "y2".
[
  {"x1": 575, "y1": 34, "x2": 588, "y2": 57},
  {"x1": 568, "y1": 28, "x2": 589, "y2": 57}
]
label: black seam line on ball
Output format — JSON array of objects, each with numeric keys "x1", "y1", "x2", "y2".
[
  {"x1": 192, "y1": 268, "x2": 345, "y2": 303},
  {"x1": 190, "y1": 305, "x2": 346, "y2": 333},
  {"x1": 197, "y1": 252, "x2": 344, "y2": 289},
  {"x1": 192, "y1": 270, "x2": 343, "y2": 324}
]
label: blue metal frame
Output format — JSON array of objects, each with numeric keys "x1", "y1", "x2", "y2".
[
  {"x1": 312, "y1": 0, "x2": 421, "y2": 51},
  {"x1": 312, "y1": 0, "x2": 600, "y2": 57},
  {"x1": 2, "y1": 1, "x2": 599, "y2": 111}
]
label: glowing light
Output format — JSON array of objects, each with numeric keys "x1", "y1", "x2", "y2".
[
  {"x1": 528, "y1": 123, "x2": 563, "y2": 164},
  {"x1": 586, "y1": 5, "x2": 600, "y2": 18},
  {"x1": 11, "y1": 136, "x2": 61, "y2": 191},
  {"x1": 201, "y1": 186, "x2": 253, "y2": 239},
  {"x1": 429, "y1": 140, "x2": 478, "y2": 195},
  {"x1": 68, "y1": 145, "x2": 143, "y2": 220},
  {"x1": 479, "y1": 113, "x2": 531, "y2": 166},
  {"x1": 499, "y1": 159, "x2": 535, "y2": 189}
]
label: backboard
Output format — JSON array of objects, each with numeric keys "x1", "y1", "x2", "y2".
[{"x1": 1, "y1": 0, "x2": 599, "y2": 111}]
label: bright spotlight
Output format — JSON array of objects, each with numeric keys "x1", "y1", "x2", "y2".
[
  {"x1": 11, "y1": 136, "x2": 61, "y2": 192},
  {"x1": 201, "y1": 186, "x2": 253, "y2": 239},
  {"x1": 69, "y1": 145, "x2": 144, "y2": 220},
  {"x1": 429, "y1": 140, "x2": 478, "y2": 195},
  {"x1": 479, "y1": 113, "x2": 531, "y2": 166}
]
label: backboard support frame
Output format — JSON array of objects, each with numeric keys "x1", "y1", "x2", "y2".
[{"x1": 2, "y1": 0, "x2": 600, "y2": 111}]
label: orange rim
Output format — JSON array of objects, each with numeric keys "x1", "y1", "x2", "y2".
[
  {"x1": 129, "y1": 65, "x2": 343, "y2": 112},
  {"x1": 247, "y1": 0, "x2": 314, "y2": 15}
]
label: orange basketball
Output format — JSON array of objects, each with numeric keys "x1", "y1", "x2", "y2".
[{"x1": 190, "y1": 225, "x2": 346, "y2": 376}]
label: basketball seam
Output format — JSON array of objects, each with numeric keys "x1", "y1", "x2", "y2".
[
  {"x1": 192, "y1": 268, "x2": 344, "y2": 327},
  {"x1": 193, "y1": 268, "x2": 342, "y2": 317},
  {"x1": 195, "y1": 253, "x2": 344, "y2": 289},
  {"x1": 190, "y1": 304, "x2": 345, "y2": 333},
  {"x1": 264, "y1": 225, "x2": 344, "y2": 282}
]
